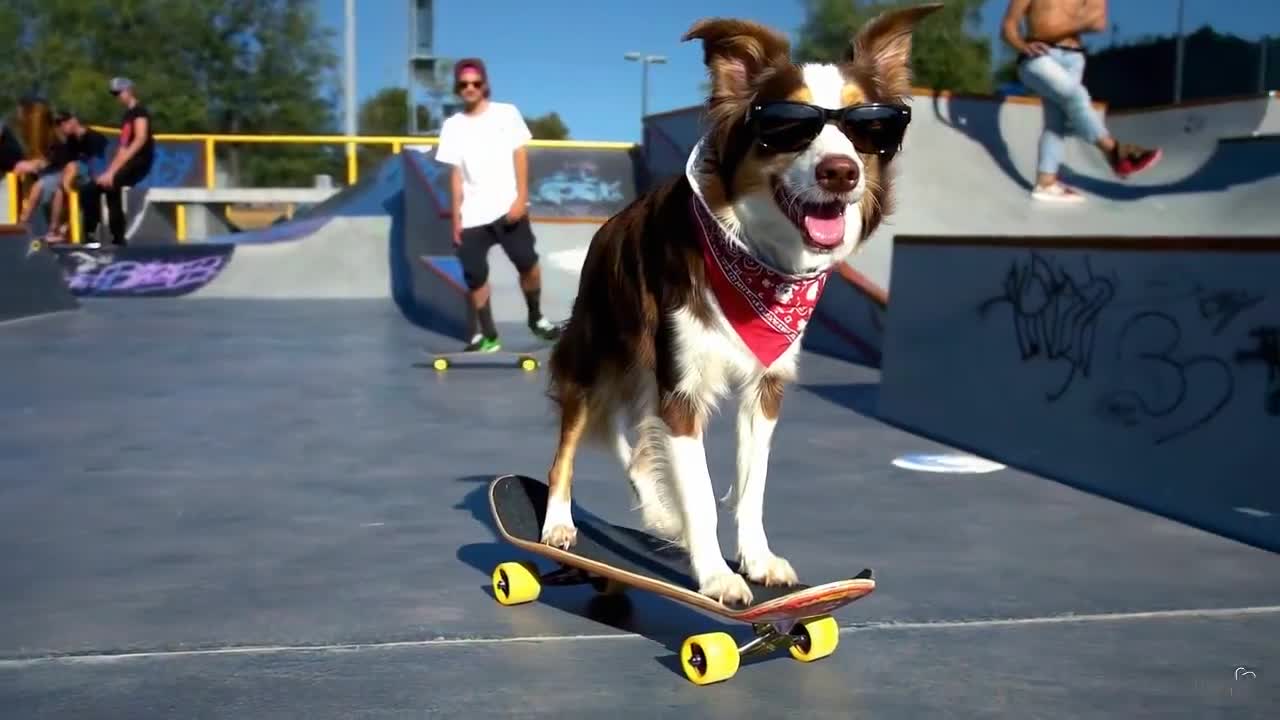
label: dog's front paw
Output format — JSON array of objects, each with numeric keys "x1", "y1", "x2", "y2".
[
  {"x1": 699, "y1": 571, "x2": 754, "y2": 607},
  {"x1": 540, "y1": 522, "x2": 577, "y2": 549},
  {"x1": 541, "y1": 497, "x2": 576, "y2": 549},
  {"x1": 740, "y1": 551, "x2": 798, "y2": 587}
]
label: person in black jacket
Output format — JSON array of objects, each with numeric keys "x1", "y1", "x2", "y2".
[{"x1": 46, "y1": 109, "x2": 110, "y2": 241}]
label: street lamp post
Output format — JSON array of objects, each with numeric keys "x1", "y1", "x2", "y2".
[
  {"x1": 1174, "y1": 0, "x2": 1186, "y2": 104},
  {"x1": 624, "y1": 52, "x2": 667, "y2": 136},
  {"x1": 344, "y1": 0, "x2": 357, "y2": 137}
]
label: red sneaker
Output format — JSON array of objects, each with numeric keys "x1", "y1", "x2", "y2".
[{"x1": 1110, "y1": 143, "x2": 1162, "y2": 178}]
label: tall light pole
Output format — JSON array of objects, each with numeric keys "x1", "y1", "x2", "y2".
[
  {"x1": 1173, "y1": 0, "x2": 1186, "y2": 104},
  {"x1": 344, "y1": 0, "x2": 357, "y2": 137},
  {"x1": 624, "y1": 52, "x2": 666, "y2": 137}
]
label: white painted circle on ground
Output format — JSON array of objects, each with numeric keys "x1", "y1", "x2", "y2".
[
  {"x1": 891, "y1": 453, "x2": 1006, "y2": 474},
  {"x1": 546, "y1": 247, "x2": 589, "y2": 273}
]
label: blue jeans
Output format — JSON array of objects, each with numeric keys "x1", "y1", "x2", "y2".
[{"x1": 1017, "y1": 48, "x2": 1110, "y2": 176}]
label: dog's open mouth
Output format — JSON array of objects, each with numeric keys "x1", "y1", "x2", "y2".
[{"x1": 772, "y1": 178, "x2": 847, "y2": 251}]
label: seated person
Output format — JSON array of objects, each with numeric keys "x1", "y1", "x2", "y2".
[
  {"x1": 11, "y1": 110, "x2": 108, "y2": 240},
  {"x1": 46, "y1": 110, "x2": 109, "y2": 241}
]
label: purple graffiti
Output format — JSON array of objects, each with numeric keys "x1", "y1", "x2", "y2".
[{"x1": 68, "y1": 255, "x2": 226, "y2": 294}]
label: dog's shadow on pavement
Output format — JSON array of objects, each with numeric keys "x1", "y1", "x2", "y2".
[{"x1": 453, "y1": 474, "x2": 770, "y2": 679}]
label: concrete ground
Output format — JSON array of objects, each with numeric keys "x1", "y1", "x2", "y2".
[{"x1": 2, "y1": 298, "x2": 1277, "y2": 718}]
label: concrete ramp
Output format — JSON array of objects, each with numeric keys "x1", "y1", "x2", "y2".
[
  {"x1": 0, "y1": 226, "x2": 78, "y2": 322},
  {"x1": 197, "y1": 218, "x2": 392, "y2": 299},
  {"x1": 877, "y1": 234, "x2": 1280, "y2": 552}
]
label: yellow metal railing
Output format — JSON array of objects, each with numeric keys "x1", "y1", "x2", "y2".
[{"x1": 4, "y1": 132, "x2": 634, "y2": 243}]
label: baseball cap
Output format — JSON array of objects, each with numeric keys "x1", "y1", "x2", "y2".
[
  {"x1": 53, "y1": 108, "x2": 77, "y2": 123},
  {"x1": 453, "y1": 58, "x2": 487, "y2": 83},
  {"x1": 109, "y1": 77, "x2": 134, "y2": 95}
]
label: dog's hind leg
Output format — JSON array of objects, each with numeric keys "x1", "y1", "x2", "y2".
[
  {"x1": 732, "y1": 374, "x2": 798, "y2": 587},
  {"x1": 626, "y1": 413, "x2": 685, "y2": 544},
  {"x1": 543, "y1": 387, "x2": 588, "y2": 549}
]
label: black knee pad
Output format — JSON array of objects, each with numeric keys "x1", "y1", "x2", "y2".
[
  {"x1": 457, "y1": 226, "x2": 491, "y2": 290},
  {"x1": 498, "y1": 217, "x2": 539, "y2": 274}
]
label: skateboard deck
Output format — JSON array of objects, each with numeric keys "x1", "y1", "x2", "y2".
[
  {"x1": 424, "y1": 346, "x2": 546, "y2": 372},
  {"x1": 487, "y1": 474, "x2": 876, "y2": 685}
]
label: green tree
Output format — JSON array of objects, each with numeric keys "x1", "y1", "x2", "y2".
[
  {"x1": 0, "y1": 0, "x2": 343, "y2": 187},
  {"x1": 359, "y1": 87, "x2": 434, "y2": 136},
  {"x1": 525, "y1": 112, "x2": 569, "y2": 140},
  {"x1": 793, "y1": 0, "x2": 995, "y2": 94},
  {"x1": 355, "y1": 86, "x2": 434, "y2": 176}
]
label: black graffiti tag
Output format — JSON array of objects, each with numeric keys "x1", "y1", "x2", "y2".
[
  {"x1": 978, "y1": 253, "x2": 1115, "y2": 402},
  {"x1": 1235, "y1": 327, "x2": 1280, "y2": 416},
  {"x1": 1095, "y1": 312, "x2": 1234, "y2": 444},
  {"x1": 1197, "y1": 289, "x2": 1264, "y2": 335}
]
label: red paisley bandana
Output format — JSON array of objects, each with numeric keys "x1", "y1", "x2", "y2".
[{"x1": 690, "y1": 194, "x2": 832, "y2": 367}]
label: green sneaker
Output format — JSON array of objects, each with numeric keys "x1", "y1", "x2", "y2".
[{"x1": 464, "y1": 335, "x2": 501, "y2": 353}]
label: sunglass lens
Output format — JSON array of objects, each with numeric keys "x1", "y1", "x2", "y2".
[
  {"x1": 841, "y1": 106, "x2": 908, "y2": 154},
  {"x1": 754, "y1": 104, "x2": 823, "y2": 151}
]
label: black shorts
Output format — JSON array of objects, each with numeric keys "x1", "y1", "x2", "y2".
[{"x1": 456, "y1": 215, "x2": 539, "y2": 290}]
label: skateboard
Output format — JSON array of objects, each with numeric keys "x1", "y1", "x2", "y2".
[
  {"x1": 487, "y1": 474, "x2": 876, "y2": 686},
  {"x1": 425, "y1": 347, "x2": 542, "y2": 372}
]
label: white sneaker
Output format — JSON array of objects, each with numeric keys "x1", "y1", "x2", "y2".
[{"x1": 1031, "y1": 182, "x2": 1086, "y2": 203}]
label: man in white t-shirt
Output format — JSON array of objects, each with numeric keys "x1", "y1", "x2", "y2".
[{"x1": 435, "y1": 58, "x2": 561, "y2": 352}]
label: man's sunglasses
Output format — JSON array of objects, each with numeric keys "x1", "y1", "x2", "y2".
[
  {"x1": 456, "y1": 80, "x2": 485, "y2": 90},
  {"x1": 745, "y1": 101, "x2": 912, "y2": 155}
]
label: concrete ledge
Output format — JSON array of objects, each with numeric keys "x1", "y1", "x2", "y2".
[{"x1": 142, "y1": 187, "x2": 339, "y2": 204}]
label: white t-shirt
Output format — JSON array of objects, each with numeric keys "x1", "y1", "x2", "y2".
[{"x1": 435, "y1": 102, "x2": 533, "y2": 228}]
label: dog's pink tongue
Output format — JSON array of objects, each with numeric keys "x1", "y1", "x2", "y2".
[{"x1": 803, "y1": 211, "x2": 845, "y2": 248}]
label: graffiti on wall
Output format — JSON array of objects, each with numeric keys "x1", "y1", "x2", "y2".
[
  {"x1": 528, "y1": 149, "x2": 634, "y2": 217},
  {"x1": 978, "y1": 250, "x2": 1272, "y2": 444},
  {"x1": 976, "y1": 252, "x2": 1115, "y2": 402},
  {"x1": 54, "y1": 245, "x2": 233, "y2": 297},
  {"x1": 114, "y1": 140, "x2": 206, "y2": 188},
  {"x1": 405, "y1": 145, "x2": 635, "y2": 219},
  {"x1": 1236, "y1": 326, "x2": 1280, "y2": 416}
]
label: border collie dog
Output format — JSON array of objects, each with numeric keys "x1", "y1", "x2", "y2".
[{"x1": 543, "y1": 4, "x2": 940, "y2": 606}]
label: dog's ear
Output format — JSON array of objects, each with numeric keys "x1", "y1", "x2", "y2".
[
  {"x1": 845, "y1": 2, "x2": 942, "y2": 100},
  {"x1": 682, "y1": 18, "x2": 791, "y2": 102}
]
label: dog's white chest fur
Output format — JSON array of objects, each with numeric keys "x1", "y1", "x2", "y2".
[{"x1": 670, "y1": 293, "x2": 801, "y2": 412}]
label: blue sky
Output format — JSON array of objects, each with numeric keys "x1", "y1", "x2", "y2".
[{"x1": 318, "y1": 0, "x2": 1279, "y2": 142}]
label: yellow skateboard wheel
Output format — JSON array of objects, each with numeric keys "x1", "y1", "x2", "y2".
[
  {"x1": 432, "y1": 357, "x2": 449, "y2": 371},
  {"x1": 492, "y1": 561, "x2": 541, "y2": 605},
  {"x1": 788, "y1": 616, "x2": 839, "y2": 662},
  {"x1": 680, "y1": 632, "x2": 740, "y2": 685},
  {"x1": 520, "y1": 357, "x2": 537, "y2": 371}
]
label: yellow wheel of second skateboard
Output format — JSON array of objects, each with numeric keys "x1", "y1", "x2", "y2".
[
  {"x1": 432, "y1": 357, "x2": 449, "y2": 371},
  {"x1": 788, "y1": 616, "x2": 839, "y2": 662},
  {"x1": 680, "y1": 632, "x2": 740, "y2": 685},
  {"x1": 520, "y1": 357, "x2": 537, "y2": 371},
  {"x1": 492, "y1": 561, "x2": 541, "y2": 606}
]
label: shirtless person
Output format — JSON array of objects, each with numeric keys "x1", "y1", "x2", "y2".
[{"x1": 1002, "y1": 0, "x2": 1162, "y2": 202}]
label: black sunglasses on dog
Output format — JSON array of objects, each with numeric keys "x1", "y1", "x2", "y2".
[{"x1": 746, "y1": 101, "x2": 912, "y2": 155}]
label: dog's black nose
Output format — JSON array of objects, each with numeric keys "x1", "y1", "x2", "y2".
[{"x1": 815, "y1": 155, "x2": 860, "y2": 193}]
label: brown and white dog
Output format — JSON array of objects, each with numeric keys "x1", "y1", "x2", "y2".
[{"x1": 543, "y1": 4, "x2": 940, "y2": 606}]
